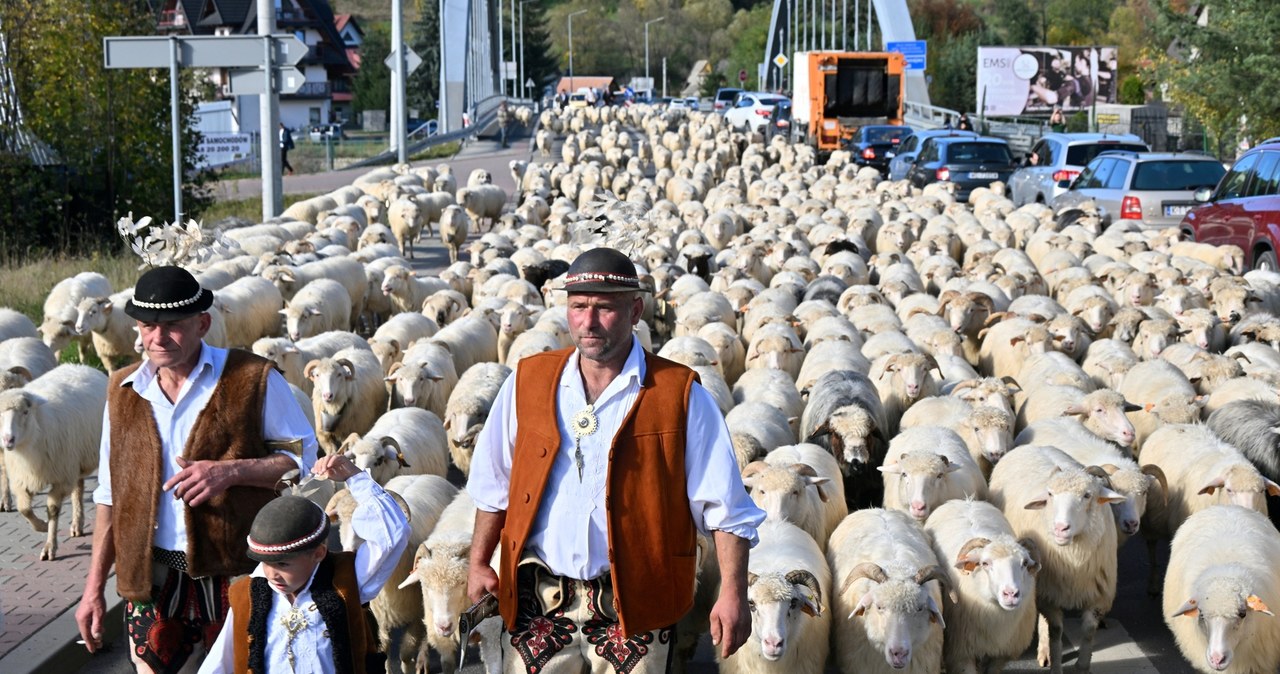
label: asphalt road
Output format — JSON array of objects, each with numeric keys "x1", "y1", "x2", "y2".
[{"x1": 74, "y1": 121, "x2": 1201, "y2": 674}]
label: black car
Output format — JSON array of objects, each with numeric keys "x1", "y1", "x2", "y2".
[
  {"x1": 906, "y1": 136, "x2": 1018, "y2": 200},
  {"x1": 765, "y1": 100, "x2": 793, "y2": 141},
  {"x1": 848, "y1": 125, "x2": 913, "y2": 172}
]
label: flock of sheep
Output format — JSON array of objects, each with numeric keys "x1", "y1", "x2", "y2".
[{"x1": 3, "y1": 101, "x2": 1280, "y2": 674}]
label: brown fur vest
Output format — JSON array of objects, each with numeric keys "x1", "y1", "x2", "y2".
[{"x1": 109, "y1": 348, "x2": 276, "y2": 600}]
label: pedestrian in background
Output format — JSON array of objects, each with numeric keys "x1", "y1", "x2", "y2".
[
  {"x1": 75, "y1": 265, "x2": 318, "y2": 674},
  {"x1": 957, "y1": 112, "x2": 974, "y2": 131},
  {"x1": 1050, "y1": 106, "x2": 1067, "y2": 132},
  {"x1": 497, "y1": 101, "x2": 512, "y2": 149},
  {"x1": 466, "y1": 247, "x2": 765, "y2": 673},
  {"x1": 279, "y1": 122, "x2": 295, "y2": 176}
]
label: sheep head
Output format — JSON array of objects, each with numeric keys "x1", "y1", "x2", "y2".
[
  {"x1": 745, "y1": 569, "x2": 824, "y2": 661},
  {"x1": 1168, "y1": 576, "x2": 1274, "y2": 672},
  {"x1": 842, "y1": 561, "x2": 946, "y2": 670}
]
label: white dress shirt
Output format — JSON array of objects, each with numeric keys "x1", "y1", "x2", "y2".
[
  {"x1": 93, "y1": 343, "x2": 319, "y2": 552},
  {"x1": 468, "y1": 337, "x2": 764, "y2": 580},
  {"x1": 199, "y1": 471, "x2": 410, "y2": 674}
]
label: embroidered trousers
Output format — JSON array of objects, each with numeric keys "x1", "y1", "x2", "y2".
[{"x1": 504, "y1": 559, "x2": 674, "y2": 674}]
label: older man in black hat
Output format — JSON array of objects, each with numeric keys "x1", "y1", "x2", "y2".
[
  {"x1": 466, "y1": 247, "x2": 764, "y2": 674},
  {"x1": 75, "y1": 265, "x2": 319, "y2": 674}
]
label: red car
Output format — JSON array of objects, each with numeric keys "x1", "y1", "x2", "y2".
[{"x1": 1182, "y1": 139, "x2": 1280, "y2": 271}]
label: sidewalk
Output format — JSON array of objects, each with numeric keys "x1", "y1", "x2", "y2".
[{"x1": 0, "y1": 476, "x2": 124, "y2": 674}]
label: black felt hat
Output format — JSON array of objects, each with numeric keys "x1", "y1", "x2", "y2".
[
  {"x1": 245, "y1": 496, "x2": 330, "y2": 563},
  {"x1": 560, "y1": 247, "x2": 646, "y2": 294},
  {"x1": 124, "y1": 266, "x2": 214, "y2": 323}
]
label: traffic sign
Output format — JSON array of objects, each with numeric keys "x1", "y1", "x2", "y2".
[
  {"x1": 773, "y1": 54, "x2": 788, "y2": 68},
  {"x1": 887, "y1": 40, "x2": 928, "y2": 71},
  {"x1": 104, "y1": 34, "x2": 307, "y2": 69},
  {"x1": 738, "y1": 69, "x2": 748, "y2": 83},
  {"x1": 384, "y1": 47, "x2": 423, "y2": 75},
  {"x1": 525, "y1": 78, "x2": 535, "y2": 89},
  {"x1": 226, "y1": 67, "x2": 305, "y2": 95}
]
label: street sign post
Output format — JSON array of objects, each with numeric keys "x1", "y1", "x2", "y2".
[
  {"x1": 226, "y1": 66, "x2": 305, "y2": 95},
  {"x1": 773, "y1": 54, "x2": 788, "y2": 68},
  {"x1": 384, "y1": 47, "x2": 423, "y2": 75},
  {"x1": 104, "y1": 33, "x2": 307, "y2": 223},
  {"x1": 738, "y1": 69, "x2": 748, "y2": 83},
  {"x1": 887, "y1": 40, "x2": 928, "y2": 71}
]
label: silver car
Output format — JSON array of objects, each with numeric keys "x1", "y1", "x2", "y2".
[
  {"x1": 1009, "y1": 132, "x2": 1148, "y2": 206},
  {"x1": 1051, "y1": 151, "x2": 1227, "y2": 228}
]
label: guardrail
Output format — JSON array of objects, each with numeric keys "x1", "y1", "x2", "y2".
[
  {"x1": 345, "y1": 96, "x2": 536, "y2": 170},
  {"x1": 904, "y1": 100, "x2": 961, "y2": 130}
]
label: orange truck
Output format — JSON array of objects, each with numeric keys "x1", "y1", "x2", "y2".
[{"x1": 792, "y1": 51, "x2": 907, "y2": 153}]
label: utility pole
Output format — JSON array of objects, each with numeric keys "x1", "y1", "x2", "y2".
[
  {"x1": 391, "y1": 0, "x2": 406, "y2": 164},
  {"x1": 520, "y1": 0, "x2": 534, "y2": 100},
  {"x1": 645, "y1": 16, "x2": 666, "y2": 99},
  {"x1": 662, "y1": 57, "x2": 667, "y2": 98},
  {"x1": 497, "y1": 0, "x2": 505, "y2": 96},
  {"x1": 438, "y1": 0, "x2": 448, "y2": 133},
  {"x1": 257, "y1": 0, "x2": 280, "y2": 219},
  {"x1": 568, "y1": 9, "x2": 587, "y2": 95}
]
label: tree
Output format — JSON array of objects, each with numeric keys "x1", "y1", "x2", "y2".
[
  {"x1": 407, "y1": 0, "x2": 439, "y2": 118},
  {"x1": 985, "y1": 0, "x2": 1040, "y2": 46},
  {"x1": 1046, "y1": 0, "x2": 1114, "y2": 43},
  {"x1": 518, "y1": 0, "x2": 558, "y2": 96},
  {"x1": 1147, "y1": 0, "x2": 1280, "y2": 157},
  {"x1": 0, "y1": 0, "x2": 211, "y2": 259},
  {"x1": 352, "y1": 23, "x2": 391, "y2": 118}
]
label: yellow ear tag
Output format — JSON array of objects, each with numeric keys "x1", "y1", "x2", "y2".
[{"x1": 1247, "y1": 595, "x2": 1273, "y2": 615}]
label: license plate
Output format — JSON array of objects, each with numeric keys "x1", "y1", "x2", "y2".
[
  {"x1": 969, "y1": 172, "x2": 998, "y2": 180},
  {"x1": 1164, "y1": 204, "x2": 1193, "y2": 217}
]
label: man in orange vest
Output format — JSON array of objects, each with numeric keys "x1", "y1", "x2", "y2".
[{"x1": 466, "y1": 247, "x2": 765, "y2": 673}]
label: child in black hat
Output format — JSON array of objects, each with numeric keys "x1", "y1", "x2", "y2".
[{"x1": 198, "y1": 455, "x2": 409, "y2": 674}]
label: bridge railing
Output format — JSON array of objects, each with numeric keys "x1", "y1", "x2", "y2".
[{"x1": 903, "y1": 100, "x2": 961, "y2": 130}]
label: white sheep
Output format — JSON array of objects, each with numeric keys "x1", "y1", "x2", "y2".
[
  {"x1": 380, "y1": 265, "x2": 452, "y2": 315},
  {"x1": 261, "y1": 256, "x2": 367, "y2": 327},
  {"x1": 398, "y1": 491, "x2": 503, "y2": 674},
  {"x1": 211, "y1": 275, "x2": 284, "y2": 348},
  {"x1": 339, "y1": 407, "x2": 450, "y2": 484},
  {"x1": 717, "y1": 519, "x2": 830, "y2": 674},
  {"x1": 1015, "y1": 416, "x2": 1167, "y2": 544},
  {"x1": 870, "y1": 352, "x2": 941, "y2": 437},
  {"x1": 252, "y1": 331, "x2": 370, "y2": 396},
  {"x1": 387, "y1": 197, "x2": 423, "y2": 258},
  {"x1": 305, "y1": 347, "x2": 387, "y2": 455},
  {"x1": 369, "y1": 313, "x2": 439, "y2": 376},
  {"x1": 456, "y1": 184, "x2": 506, "y2": 231},
  {"x1": 900, "y1": 397, "x2": 1015, "y2": 477},
  {"x1": 0, "y1": 364, "x2": 107, "y2": 560},
  {"x1": 439, "y1": 205, "x2": 471, "y2": 265},
  {"x1": 0, "y1": 308, "x2": 38, "y2": 342},
  {"x1": 1163, "y1": 505, "x2": 1280, "y2": 674},
  {"x1": 1139, "y1": 423, "x2": 1279, "y2": 594},
  {"x1": 281, "y1": 279, "x2": 353, "y2": 341},
  {"x1": 73, "y1": 289, "x2": 138, "y2": 373},
  {"x1": 879, "y1": 425, "x2": 986, "y2": 522},
  {"x1": 443, "y1": 362, "x2": 511, "y2": 475},
  {"x1": 724, "y1": 402, "x2": 795, "y2": 469},
  {"x1": 1017, "y1": 385, "x2": 1140, "y2": 448},
  {"x1": 923, "y1": 499, "x2": 1040, "y2": 674},
  {"x1": 427, "y1": 314, "x2": 499, "y2": 376},
  {"x1": 326, "y1": 474, "x2": 456, "y2": 674},
  {"x1": 39, "y1": 272, "x2": 112, "y2": 360},
  {"x1": 828, "y1": 508, "x2": 948, "y2": 674},
  {"x1": 386, "y1": 341, "x2": 459, "y2": 418},
  {"x1": 988, "y1": 445, "x2": 1126, "y2": 674},
  {"x1": 765, "y1": 442, "x2": 848, "y2": 542},
  {"x1": 0, "y1": 337, "x2": 57, "y2": 392},
  {"x1": 1118, "y1": 358, "x2": 1201, "y2": 451}
]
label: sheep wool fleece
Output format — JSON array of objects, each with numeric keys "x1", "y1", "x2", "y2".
[
  {"x1": 500, "y1": 348, "x2": 699, "y2": 638},
  {"x1": 109, "y1": 349, "x2": 275, "y2": 601}
]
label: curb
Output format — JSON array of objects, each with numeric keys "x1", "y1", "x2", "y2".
[{"x1": 0, "y1": 576, "x2": 123, "y2": 674}]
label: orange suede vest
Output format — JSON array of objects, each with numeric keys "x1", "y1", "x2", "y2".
[
  {"x1": 108, "y1": 349, "x2": 276, "y2": 600},
  {"x1": 229, "y1": 551, "x2": 372, "y2": 674},
  {"x1": 498, "y1": 348, "x2": 699, "y2": 637}
]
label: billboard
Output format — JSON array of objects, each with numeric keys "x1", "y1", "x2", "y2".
[{"x1": 976, "y1": 46, "x2": 1118, "y2": 117}]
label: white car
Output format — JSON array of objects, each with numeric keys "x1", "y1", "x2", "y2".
[{"x1": 723, "y1": 93, "x2": 788, "y2": 133}]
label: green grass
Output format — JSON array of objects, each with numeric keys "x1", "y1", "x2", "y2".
[
  {"x1": 410, "y1": 141, "x2": 461, "y2": 162},
  {"x1": 0, "y1": 249, "x2": 139, "y2": 325}
]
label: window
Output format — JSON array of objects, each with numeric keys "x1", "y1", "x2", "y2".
[
  {"x1": 310, "y1": 107, "x2": 321, "y2": 125},
  {"x1": 1246, "y1": 152, "x2": 1280, "y2": 197},
  {"x1": 1217, "y1": 152, "x2": 1260, "y2": 200},
  {"x1": 1131, "y1": 161, "x2": 1227, "y2": 191},
  {"x1": 1080, "y1": 158, "x2": 1116, "y2": 189},
  {"x1": 945, "y1": 143, "x2": 1012, "y2": 164},
  {"x1": 736, "y1": 97, "x2": 753, "y2": 108},
  {"x1": 1104, "y1": 160, "x2": 1130, "y2": 189},
  {"x1": 1065, "y1": 143, "x2": 1147, "y2": 167},
  {"x1": 1030, "y1": 140, "x2": 1052, "y2": 166},
  {"x1": 919, "y1": 141, "x2": 939, "y2": 163},
  {"x1": 899, "y1": 136, "x2": 916, "y2": 153},
  {"x1": 866, "y1": 127, "x2": 910, "y2": 144}
]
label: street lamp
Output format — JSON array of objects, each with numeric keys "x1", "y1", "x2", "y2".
[
  {"x1": 644, "y1": 16, "x2": 665, "y2": 100},
  {"x1": 567, "y1": 9, "x2": 587, "y2": 96},
  {"x1": 520, "y1": 0, "x2": 535, "y2": 100}
]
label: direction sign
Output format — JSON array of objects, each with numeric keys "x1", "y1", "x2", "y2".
[
  {"x1": 738, "y1": 69, "x2": 748, "y2": 83},
  {"x1": 226, "y1": 67, "x2": 305, "y2": 96},
  {"x1": 525, "y1": 78, "x2": 535, "y2": 89},
  {"x1": 384, "y1": 47, "x2": 423, "y2": 75},
  {"x1": 773, "y1": 54, "x2": 788, "y2": 68},
  {"x1": 887, "y1": 40, "x2": 928, "y2": 71},
  {"x1": 104, "y1": 34, "x2": 307, "y2": 69}
]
